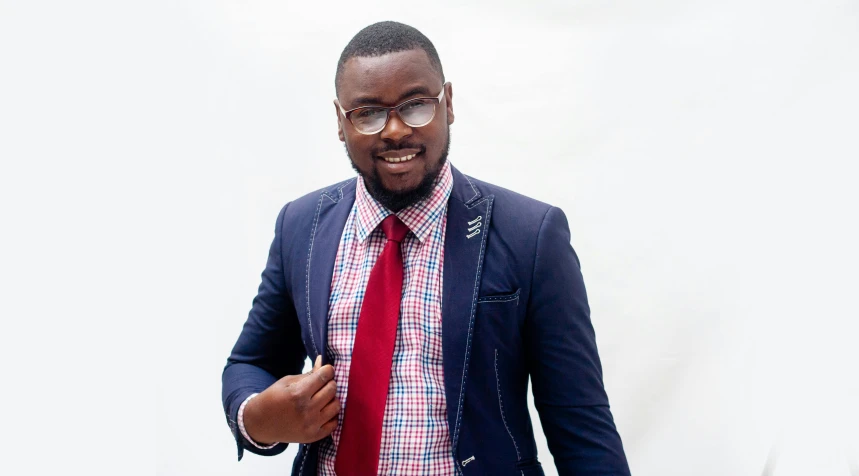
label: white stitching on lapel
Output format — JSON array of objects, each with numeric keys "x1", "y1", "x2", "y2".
[
  {"x1": 463, "y1": 174, "x2": 479, "y2": 204},
  {"x1": 452, "y1": 195, "x2": 494, "y2": 455},
  {"x1": 304, "y1": 194, "x2": 323, "y2": 356}
]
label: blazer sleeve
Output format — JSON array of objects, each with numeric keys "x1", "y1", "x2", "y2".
[
  {"x1": 525, "y1": 206, "x2": 630, "y2": 475},
  {"x1": 221, "y1": 203, "x2": 308, "y2": 461}
]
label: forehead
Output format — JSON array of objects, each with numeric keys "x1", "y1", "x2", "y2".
[{"x1": 339, "y1": 49, "x2": 443, "y2": 108}]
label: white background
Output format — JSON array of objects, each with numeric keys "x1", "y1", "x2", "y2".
[{"x1": 1, "y1": 1, "x2": 858, "y2": 475}]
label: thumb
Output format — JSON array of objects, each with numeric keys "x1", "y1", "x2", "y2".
[
  {"x1": 301, "y1": 355, "x2": 322, "y2": 377},
  {"x1": 275, "y1": 356, "x2": 322, "y2": 387},
  {"x1": 295, "y1": 355, "x2": 322, "y2": 377}
]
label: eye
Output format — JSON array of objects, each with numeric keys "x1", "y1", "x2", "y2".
[
  {"x1": 400, "y1": 100, "x2": 429, "y2": 111},
  {"x1": 355, "y1": 108, "x2": 384, "y2": 119}
]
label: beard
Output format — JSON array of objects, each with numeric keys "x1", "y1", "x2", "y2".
[{"x1": 346, "y1": 128, "x2": 450, "y2": 212}]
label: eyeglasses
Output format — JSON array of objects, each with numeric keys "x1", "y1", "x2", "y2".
[{"x1": 337, "y1": 83, "x2": 447, "y2": 135}]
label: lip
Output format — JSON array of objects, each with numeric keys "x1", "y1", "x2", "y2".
[
  {"x1": 377, "y1": 148, "x2": 422, "y2": 159},
  {"x1": 375, "y1": 151, "x2": 423, "y2": 173}
]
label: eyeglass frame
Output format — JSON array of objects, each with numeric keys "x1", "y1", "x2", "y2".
[{"x1": 336, "y1": 83, "x2": 448, "y2": 135}]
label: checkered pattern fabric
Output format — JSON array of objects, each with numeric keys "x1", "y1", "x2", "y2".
[{"x1": 318, "y1": 160, "x2": 456, "y2": 475}]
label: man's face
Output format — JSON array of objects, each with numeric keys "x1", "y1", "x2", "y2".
[{"x1": 335, "y1": 49, "x2": 454, "y2": 211}]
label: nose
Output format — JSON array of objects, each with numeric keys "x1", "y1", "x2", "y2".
[{"x1": 380, "y1": 110, "x2": 413, "y2": 142}]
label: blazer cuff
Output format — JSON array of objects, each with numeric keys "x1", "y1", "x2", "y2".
[
  {"x1": 226, "y1": 389, "x2": 288, "y2": 461},
  {"x1": 238, "y1": 393, "x2": 280, "y2": 450}
]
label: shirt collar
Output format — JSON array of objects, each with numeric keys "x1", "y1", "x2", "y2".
[{"x1": 354, "y1": 160, "x2": 453, "y2": 244}]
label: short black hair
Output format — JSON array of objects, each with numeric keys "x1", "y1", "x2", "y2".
[{"x1": 335, "y1": 21, "x2": 445, "y2": 96}]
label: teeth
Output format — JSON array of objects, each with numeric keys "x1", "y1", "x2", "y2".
[{"x1": 384, "y1": 153, "x2": 416, "y2": 163}]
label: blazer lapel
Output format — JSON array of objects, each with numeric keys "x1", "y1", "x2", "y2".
[
  {"x1": 304, "y1": 178, "x2": 356, "y2": 365},
  {"x1": 441, "y1": 166, "x2": 494, "y2": 453}
]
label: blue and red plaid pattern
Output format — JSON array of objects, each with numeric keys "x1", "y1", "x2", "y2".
[{"x1": 318, "y1": 160, "x2": 456, "y2": 475}]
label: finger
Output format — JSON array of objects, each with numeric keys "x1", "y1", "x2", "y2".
[
  {"x1": 318, "y1": 397, "x2": 341, "y2": 423},
  {"x1": 317, "y1": 414, "x2": 338, "y2": 438},
  {"x1": 310, "y1": 379, "x2": 336, "y2": 408},
  {"x1": 294, "y1": 364, "x2": 334, "y2": 396}
]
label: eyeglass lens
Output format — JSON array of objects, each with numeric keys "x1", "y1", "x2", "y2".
[{"x1": 351, "y1": 99, "x2": 436, "y2": 133}]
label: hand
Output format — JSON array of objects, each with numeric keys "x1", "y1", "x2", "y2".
[{"x1": 243, "y1": 356, "x2": 340, "y2": 445}]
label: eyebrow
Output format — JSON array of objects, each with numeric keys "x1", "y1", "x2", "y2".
[{"x1": 349, "y1": 86, "x2": 434, "y2": 108}]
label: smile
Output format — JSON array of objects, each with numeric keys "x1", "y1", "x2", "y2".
[{"x1": 381, "y1": 153, "x2": 417, "y2": 163}]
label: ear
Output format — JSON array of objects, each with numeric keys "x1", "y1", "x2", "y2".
[
  {"x1": 444, "y1": 82, "x2": 454, "y2": 125},
  {"x1": 334, "y1": 100, "x2": 345, "y2": 142}
]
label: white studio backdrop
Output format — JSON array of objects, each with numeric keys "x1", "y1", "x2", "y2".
[{"x1": 1, "y1": 1, "x2": 857, "y2": 475}]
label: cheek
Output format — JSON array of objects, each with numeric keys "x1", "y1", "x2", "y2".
[
  {"x1": 344, "y1": 135, "x2": 378, "y2": 164},
  {"x1": 344, "y1": 134, "x2": 368, "y2": 153},
  {"x1": 425, "y1": 126, "x2": 448, "y2": 152}
]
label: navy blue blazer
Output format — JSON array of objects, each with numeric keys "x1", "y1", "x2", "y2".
[{"x1": 222, "y1": 166, "x2": 630, "y2": 475}]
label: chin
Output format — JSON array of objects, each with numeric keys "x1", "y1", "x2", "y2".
[{"x1": 380, "y1": 176, "x2": 421, "y2": 193}]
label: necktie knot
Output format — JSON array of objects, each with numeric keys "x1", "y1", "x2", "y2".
[{"x1": 381, "y1": 215, "x2": 409, "y2": 243}]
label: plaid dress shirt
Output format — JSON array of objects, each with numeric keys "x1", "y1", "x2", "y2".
[{"x1": 317, "y1": 160, "x2": 457, "y2": 475}]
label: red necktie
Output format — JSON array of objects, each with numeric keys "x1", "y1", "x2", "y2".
[{"x1": 335, "y1": 214, "x2": 409, "y2": 476}]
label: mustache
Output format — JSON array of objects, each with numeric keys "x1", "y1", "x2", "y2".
[{"x1": 372, "y1": 144, "x2": 425, "y2": 157}]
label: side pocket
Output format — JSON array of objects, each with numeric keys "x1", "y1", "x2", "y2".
[{"x1": 495, "y1": 348, "x2": 522, "y2": 463}]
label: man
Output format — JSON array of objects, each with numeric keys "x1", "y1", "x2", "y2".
[{"x1": 222, "y1": 21, "x2": 630, "y2": 475}]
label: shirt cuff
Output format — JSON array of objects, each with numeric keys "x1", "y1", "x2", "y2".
[{"x1": 238, "y1": 393, "x2": 279, "y2": 450}]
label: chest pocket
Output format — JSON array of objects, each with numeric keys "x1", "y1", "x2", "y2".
[
  {"x1": 474, "y1": 289, "x2": 521, "y2": 348},
  {"x1": 477, "y1": 288, "x2": 520, "y2": 305}
]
